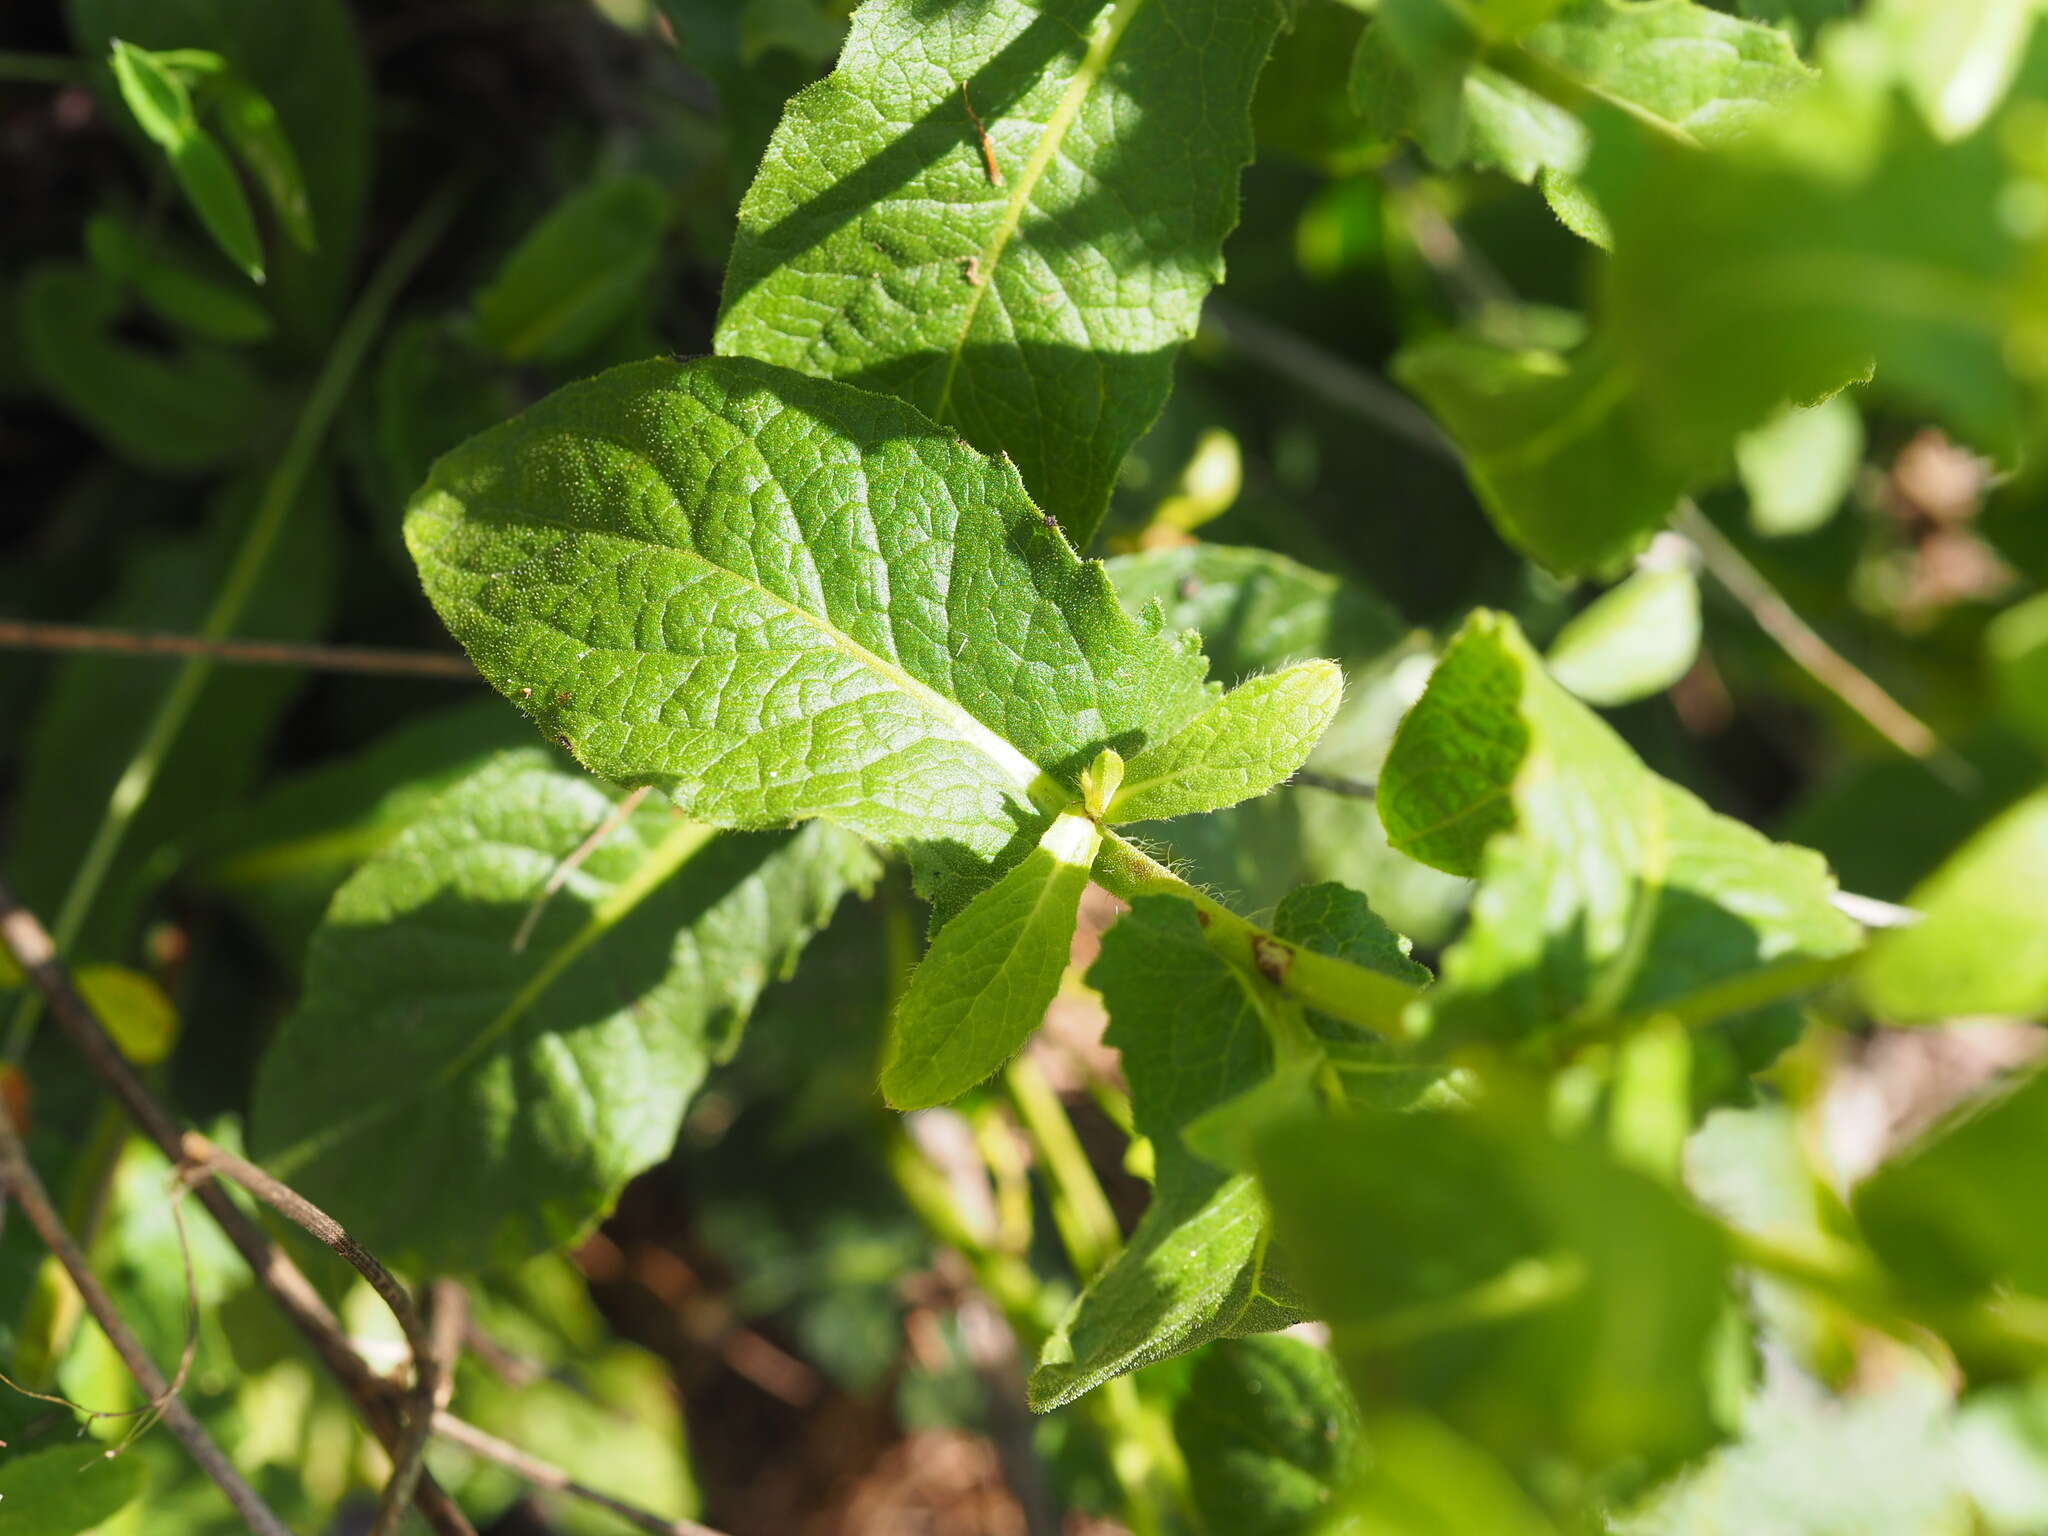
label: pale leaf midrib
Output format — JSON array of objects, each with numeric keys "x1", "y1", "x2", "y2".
[
  {"x1": 265, "y1": 813, "x2": 716, "y2": 1181},
  {"x1": 932, "y1": 0, "x2": 1152, "y2": 426}
]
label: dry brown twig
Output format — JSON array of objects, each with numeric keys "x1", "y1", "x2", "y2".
[
  {"x1": 0, "y1": 618, "x2": 479, "y2": 678},
  {"x1": 0, "y1": 1101, "x2": 292, "y2": 1536},
  {"x1": 0, "y1": 873, "x2": 480, "y2": 1536},
  {"x1": 0, "y1": 874, "x2": 736, "y2": 1536}
]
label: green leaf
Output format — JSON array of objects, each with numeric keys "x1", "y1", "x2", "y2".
[
  {"x1": 1379, "y1": 611, "x2": 1862, "y2": 1052},
  {"x1": 250, "y1": 747, "x2": 879, "y2": 1271},
  {"x1": 74, "y1": 0, "x2": 372, "y2": 345},
  {"x1": 1546, "y1": 561, "x2": 1702, "y2": 706},
  {"x1": 367, "y1": 314, "x2": 522, "y2": 523},
  {"x1": 1106, "y1": 545, "x2": 1468, "y2": 943},
  {"x1": 107, "y1": 38, "x2": 194, "y2": 144},
  {"x1": 1394, "y1": 333, "x2": 1683, "y2": 574},
  {"x1": 16, "y1": 262, "x2": 276, "y2": 474},
  {"x1": 1254, "y1": 1103, "x2": 1734, "y2": 1494},
  {"x1": 166, "y1": 123, "x2": 266, "y2": 282},
  {"x1": 1989, "y1": 593, "x2": 2048, "y2": 757},
  {"x1": 474, "y1": 177, "x2": 673, "y2": 363},
  {"x1": 1357, "y1": 0, "x2": 1811, "y2": 196},
  {"x1": 1107, "y1": 660, "x2": 1342, "y2": 823},
  {"x1": 1855, "y1": 1066, "x2": 2048, "y2": 1316},
  {"x1": 715, "y1": 0, "x2": 1289, "y2": 545},
  {"x1": 189, "y1": 700, "x2": 532, "y2": 961},
  {"x1": 1322, "y1": 1412, "x2": 1565, "y2": 1536},
  {"x1": 1031, "y1": 894, "x2": 1311, "y2": 1409},
  {"x1": 881, "y1": 811, "x2": 1100, "y2": 1110},
  {"x1": 1857, "y1": 787, "x2": 2048, "y2": 1023},
  {"x1": 84, "y1": 209, "x2": 275, "y2": 343},
  {"x1": 1172, "y1": 1336, "x2": 1363, "y2": 1536},
  {"x1": 205, "y1": 71, "x2": 318, "y2": 252},
  {"x1": 404, "y1": 355, "x2": 1214, "y2": 896},
  {"x1": 1734, "y1": 395, "x2": 1865, "y2": 537},
  {"x1": 0, "y1": 1444, "x2": 147, "y2": 1535},
  {"x1": 107, "y1": 44, "x2": 266, "y2": 281},
  {"x1": 1590, "y1": 81, "x2": 2034, "y2": 477}
]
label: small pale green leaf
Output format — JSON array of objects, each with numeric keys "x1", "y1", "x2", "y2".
[
  {"x1": 1546, "y1": 562, "x2": 1702, "y2": 707},
  {"x1": 167, "y1": 128, "x2": 266, "y2": 282},
  {"x1": 1854, "y1": 1066, "x2": 2048, "y2": 1313},
  {"x1": 73, "y1": 964, "x2": 178, "y2": 1066},
  {"x1": 474, "y1": 177, "x2": 672, "y2": 363},
  {"x1": 208, "y1": 73, "x2": 318, "y2": 251},
  {"x1": 1395, "y1": 334, "x2": 1682, "y2": 574},
  {"x1": 715, "y1": 0, "x2": 1289, "y2": 544},
  {"x1": 1857, "y1": 787, "x2": 2048, "y2": 1022},
  {"x1": 1173, "y1": 1336, "x2": 1363, "y2": 1536},
  {"x1": 0, "y1": 1444, "x2": 147, "y2": 1536},
  {"x1": 1106, "y1": 545, "x2": 1467, "y2": 942},
  {"x1": 108, "y1": 38, "x2": 194, "y2": 144},
  {"x1": 1380, "y1": 611, "x2": 1861, "y2": 1052},
  {"x1": 1254, "y1": 1103, "x2": 1733, "y2": 1492},
  {"x1": 75, "y1": 0, "x2": 373, "y2": 344},
  {"x1": 1107, "y1": 660, "x2": 1343, "y2": 824},
  {"x1": 1988, "y1": 592, "x2": 2048, "y2": 756},
  {"x1": 84, "y1": 209, "x2": 274, "y2": 343},
  {"x1": 404, "y1": 356, "x2": 1214, "y2": 896},
  {"x1": 1030, "y1": 894, "x2": 1307, "y2": 1409},
  {"x1": 251, "y1": 747, "x2": 878, "y2": 1271},
  {"x1": 1735, "y1": 395, "x2": 1865, "y2": 537},
  {"x1": 881, "y1": 811, "x2": 1100, "y2": 1110}
]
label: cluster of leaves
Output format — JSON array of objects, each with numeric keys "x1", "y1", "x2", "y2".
[{"x1": 7, "y1": 0, "x2": 2048, "y2": 1531}]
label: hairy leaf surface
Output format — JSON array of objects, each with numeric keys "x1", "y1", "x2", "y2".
[
  {"x1": 715, "y1": 0, "x2": 1287, "y2": 543},
  {"x1": 251, "y1": 747, "x2": 878, "y2": 1271},
  {"x1": 1173, "y1": 1336, "x2": 1363, "y2": 1536},
  {"x1": 405, "y1": 355, "x2": 1214, "y2": 890},
  {"x1": 1106, "y1": 544, "x2": 1466, "y2": 941},
  {"x1": 1107, "y1": 660, "x2": 1342, "y2": 824},
  {"x1": 1379, "y1": 611, "x2": 1861, "y2": 1053},
  {"x1": 881, "y1": 811, "x2": 1099, "y2": 1109}
]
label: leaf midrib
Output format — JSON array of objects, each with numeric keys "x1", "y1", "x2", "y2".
[
  {"x1": 264, "y1": 812, "x2": 716, "y2": 1181},
  {"x1": 932, "y1": 0, "x2": 1151, "y2": 428}
]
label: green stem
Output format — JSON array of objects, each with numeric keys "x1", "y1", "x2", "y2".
[
  {"x1": 1096, "y1": 830, "x2": 1420, "y2": 1038},
  {"x1": 1727, "y1": 1226, "x2": 2048, "y2": 1365},
  {"x1": 5, "y1": 176, "x2": 466, "y2": 1062},
  {"x1": 0, "y1": 51, "x2": 87, "y2": 85},
  {"x1": 1004, "y1": 1052, "x2": 1121, "y2": 1282}
]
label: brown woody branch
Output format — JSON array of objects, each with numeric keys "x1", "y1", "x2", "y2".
[
  {"x1": 0, "y1": 1099, "x2": 292, "y2": 1536},
  {"x1": 0, "y1": 873, "x2": 479, "y2": 1536}
]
